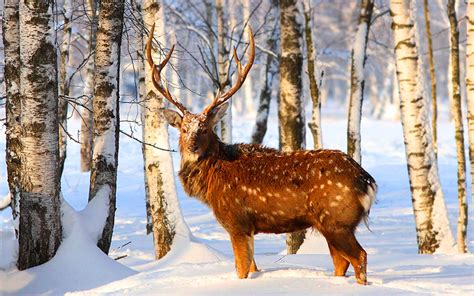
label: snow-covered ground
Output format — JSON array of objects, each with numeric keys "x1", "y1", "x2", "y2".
[{"x1": 1, "y1": 105, "x2": 473, "y2": 295}]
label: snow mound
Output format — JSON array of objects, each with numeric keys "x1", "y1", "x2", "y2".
[{"x1": 0, "y1": 200, "x2": 136, "y2": 295}]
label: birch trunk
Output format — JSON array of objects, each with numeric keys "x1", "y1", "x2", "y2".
[
  {"x1": 216, "y1": 0, "x2": 232, "y2": 143},
  {"x1": 17, "y1": 0, "x2": 62, "y2": 270},
  {"x1": 80, "y1": 0, "x2": 98, "y2": 172},
  {"x1": 142, "y1": 0, "x2": 189, "y2": 259},
  {"x1": 447, "y1": 0, "x2": 468, "y2": 253},
  {"x1": 347, "y1": 0, "x2": 374, "y2": 164},
  {"x1": 390, "y1": 0, "x2": 454, "y2": 254},
  {"x1": 88, "y1": 0, "x2": 125, "y2": 254},
  {"x1": 279, "y1": 0, "x2": 306, "y2": 254},
  {"x1": 58, "y1": 0, "x2": 73, "y2": 176},
  {"x1": 303, "y1": 0, "x2": 323, "y2": 150},
  {"x1": 133, "y1": 0, "x2": 153, "y2": 235},
  {"x1": 251, "y1": 23, "x2": 279, "y2": 144},
  {"x1": 423, "y1": 0, "x2": 438, "y2": 157},
  {"x1": 467, "y1": 0, "x2": 474, "y2": 206},
  {"x1": 3, "y1": 0, "x2": 21, "y2": 232}
]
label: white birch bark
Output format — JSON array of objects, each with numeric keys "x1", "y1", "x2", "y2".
[
  {"x1": 467, "y1": 0, "x2": 474, "y2": 206},
  {"x1": 17, "y1": 0, "x2": 62, "y2": 270},
  {"x1": 88, "y1": 0, "x2": 125, "y2": 254},
  {"x1": 347, "y1": 0, "x2": 374, "y2": 164},
  {"x1": 142, "y1": 0, "x2": 190, "y2": 259},
  {"x1": 390, "y1": 0, "x2": 454, "y2": 254},
  {"x1": 447, "y1": 0, "x2": 468, "y2": 253},
  {"x1": 58, "y1": 0, "x2": 73, "y2": 176},
  {"x1": 303, "y1": 0, "x2": 323, "y2": 150},
  {"x1": 3, "y1": 0, "x2": 21, "y2": 233},
  {"x1": 80, "y1": 0, "x2": 98, "y2": 172},
  {"x1": 279, "y1": 0, "x2": 306, "y2": 254},
  {"x1": 216, "y1": 0, "x2": 232, "y2": 143}
]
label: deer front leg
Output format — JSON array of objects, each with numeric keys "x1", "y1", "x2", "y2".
[
  {"x1": 230, "y1": 233, "x2": 253, "y2": 279},
  {"x1": 250, "y1": 258, "x2": 259, "y2": 273},
  {"x1": 248, "y1": 235, "x2": 259, "y2": 273}
]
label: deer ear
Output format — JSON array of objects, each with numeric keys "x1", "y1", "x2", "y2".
[
  {"x1": 162, "y1": 109, "x2": 182, "y2": 128},
  {"x1": 208, "y1": 103, "x2": 229, "y2": 127}
]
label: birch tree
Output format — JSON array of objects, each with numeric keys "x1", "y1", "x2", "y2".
[
  {"x1": 279, "y1": 0, "x2": 306, "y2": 254},
  {"x1": 347, "y1": 0, "x2": 374, "y2": 164},
  {"x1": 216, "y1": 0, "x2": 232, "y2": 143},
  {"x1": 80, "y1": 0, "x2": 98, "y2": 172},
  {"x1": 467, "y1": 0, "x2": 474, "y2": 205},
  {"x1": 251, "y1": 19, "x2": 279, "y2": 144},
  {"x1": 58, "y1": 0, "x2": 73, "y2": 175},
  {"x1": 3, "y1": 0, "x2": 21, "y2": 231},
  {"x1": 17, "y1": 0, "x2": 62, "y2": 269},
  {"x1": 303, "y1": 0, "x2": 323, "y2": 150},
  {"x1": 142, "y1": 0, "x2": 189, "y2": 259},
  {"x1": 447, "y1": 0, "x2": 468, "y2": 253},
  {"x1": 423, "y1": 0, "x2": 438, "y2": 157},
  {"x1": 132, "y1": 0, "x2": 153, "y2": 234},
  {"x1": 88, "y1": 0, "x2": 125, "y2": 254},
  {"x1": 390, "y1": 0, "x2": 454, "y2": 254}
]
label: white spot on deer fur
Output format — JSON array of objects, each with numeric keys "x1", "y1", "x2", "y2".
[
  {"x1": 235, "y1": 198, "x2": 240, "y2": 204},
  {"x1": 274, "y1": 193, "x2": 281, "y2": 198},
  {"x1": 360, "y1": 183, "x2": 377, "y2": 213},
  {"x1": 330, "y1": 202, "x2": 338, "y2": 207},
  {"x1": 335, "y1": 195, "x2": 342, "y2": 201},
  {"x1": 319, "y1": 213, "x2": 325, "y2": 222},
  {"x1": 327, "y1": 180, "x2": 333, "y2": 185},
  {"x1": 277, "y1": 210, "x2": 285, "y2": 215},
  {"x1": 324, "y1": 210, "x2": 330, "y2": 215},
  {"x1": 267, "y1": 192, "x2": 273, "y2": 197},
  {"x1": 344, "y1": 186, "x2": 350, "y2": 192},
  {"x1": 329, "y1": 159, "x2": 334, "y2": 164},
  {"x1": 259, "y1": 196, "x2": 267, "y2": 202},
  {"x1": 241, "y1": 185, "x2": 247, "y2": 191},
  {"x1": 336, "y1": 182, "x2": 343, "y2": 188},
  {"x1": 320, "y1": 184, "x2": 325, "y2": 189},
  {"x1": 272, "y1": 211, "x2": 278, "y2": 215},
  {"x1": 323, "y1": 192, "x2": 327, "y2": 196}
]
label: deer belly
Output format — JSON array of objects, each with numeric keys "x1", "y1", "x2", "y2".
[{"x1": 253, "y1": 214, "x2": 312, "y2": 234}]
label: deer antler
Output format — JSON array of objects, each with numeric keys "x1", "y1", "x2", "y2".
[
  {"x1": 204, "y1": 26, "x2": 255, "y2": 114},
  {"x1": 146, "y1": 23, "x2": 187, "y2": 115}
]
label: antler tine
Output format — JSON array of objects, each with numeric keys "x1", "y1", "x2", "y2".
[
  {"x1": 204, "y1": 26, "x2": 255, "y2": 114},
  {"x1": 145, "y1": 23, "x2": 187, "y2": 115}
]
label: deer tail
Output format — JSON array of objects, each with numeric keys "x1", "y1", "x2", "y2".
[{"x1": 360, "y1": 181, "x2": 377, "y2": 231}]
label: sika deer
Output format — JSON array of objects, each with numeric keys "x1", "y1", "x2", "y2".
[{"x1": 146, "y1": 24, "x2": 377, "y2": 285}]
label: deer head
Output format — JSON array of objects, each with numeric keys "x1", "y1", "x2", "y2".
[{"x1": 145, "y1": 23, "x2": 255, "y2": 159}]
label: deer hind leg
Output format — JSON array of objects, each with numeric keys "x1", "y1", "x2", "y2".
[
  {"x1": 327, "y1": 231, "x2": 368, "y2": 285},
  {"x1": 230, "y1": 233, "x2": 253, "y2": 279},
  {"x1": 327, "y1": 242, "x2": 350, "y2": 276}
]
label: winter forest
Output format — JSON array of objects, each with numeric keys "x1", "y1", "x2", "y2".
[{"x1": 0, "y1": 0, "x2": 473, "y2": 294}]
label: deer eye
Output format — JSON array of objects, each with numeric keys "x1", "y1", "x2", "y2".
[{"x1": 181, "y1": 128, "x2": 187, "y2": 133}]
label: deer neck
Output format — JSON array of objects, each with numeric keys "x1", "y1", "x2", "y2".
[{"x1": 178, "y1": 134, "x2": 233, "y2": 204}]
